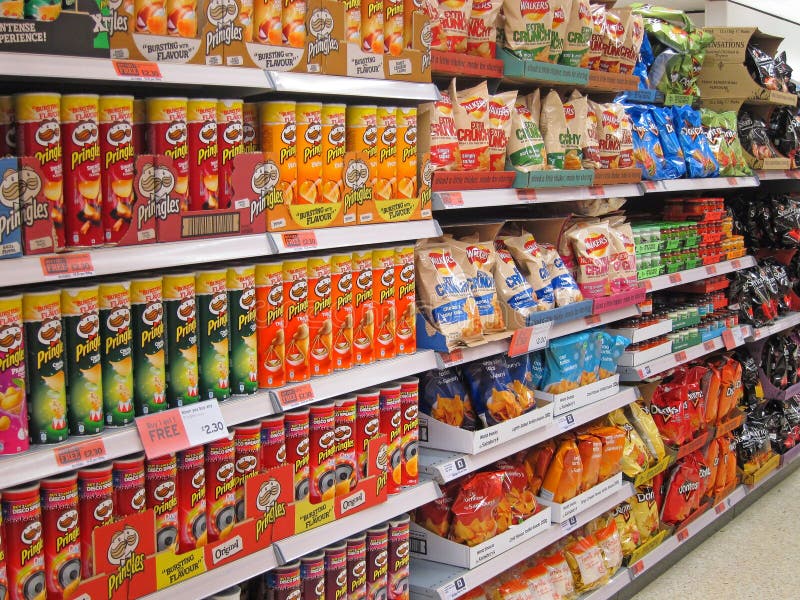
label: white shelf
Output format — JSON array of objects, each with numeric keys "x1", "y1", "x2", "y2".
[
  {"x1": 266, "y1": 71, "x2": 440, "y2": 101},
  {"x1": 643, "y1": 256, "x2": 756, "y2": 293},
  {"x1": 409, "y1": 482, "x2": 635, "y2": 600},
  {"x1": 418, "y1": 387, "x2": 639, "y2": 484},
  {"x1": 432, "y1": 184, "x2": 642, "y2": 210},
  {"x1": 755, "y1": 170, "x2": 800, "y2": 181},
  {"x1": 269, "y1": 220, "x2": 441, "y2": 253},
  {"x1": 275, "y1": 479, "x2": 441, "y2": 563},
  {"x1": 747, "y1": 312, "x2": 800, "y2": 342},
  {"x1": 643, "y1": 177, "x2": 760, "y2": 193},
  {"x1": 582, "y1": 569, "x2": 635, "y2": 600}
]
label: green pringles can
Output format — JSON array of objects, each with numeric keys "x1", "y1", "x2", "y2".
[
  {"x1": 196, "y1": 270, "x2": 230, "y2": 402},
  {"x1": 227, "y1": 265, "x2": 257, "y2": 395},
  {"x1": 163, "y1": 273, "x2": 199, "y2": 407},
  {"x1": 130, "y1": 276, "x2": 167, "y2": 416},
  {"x1": 99, "y1": 281, "x2": 135, "y2": 426},
  {"x1": 22, "y1": 290, "x2": 68, "y2": 443},
  {"x1": 61, "y1": 286, "x2": 104, "y2": 435},
  {"x1": 24, "y1": 0, "x2": 60, "y2": 20}
]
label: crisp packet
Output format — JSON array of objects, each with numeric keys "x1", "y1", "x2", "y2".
[
  {"x1": 463, "y1": 356, "x2": 527, "y2": 425},
  {"x1": 540, "y1": 437, "x2": 584, "y2": 503},
  {"x1": 650, "y1": 105, "x2": 686, "y2": 179},
  {"x1": 493, "y1": 241, "x2": 539, "y2": 327},
  {"x1": 540, "y1": 242, "x2": 584, "y2": 307},
  {"x1": 420, "y1": 368, "x2": 478, "y2": 430},
  {"x1": 451, "y1": 239, "x2": 506, "y2": 333},
  {"x1": 530, "y1": 350, "x2": 548, "y2": 389},
  {"x1": 700, "y1": 108, "x2": 752, "y2": 177},
  {"x1": 626, "y1": 401, "x2": 666, "y2": 461},
  {"x1": 581, "y1": 330, "x2": 603, "y2": 385},
  {"x1": 543, "y1": 333, "x2": 589, "y2": 394},
  {"x1": 599, "y1": 332, "x2": 630, "y2": 379},
  {"x1": 672, "y1": 105, "x2": 718, "y2": 178},
  {"x1": 607, "y1": 409, "x2": 650, "y2": 477},
  {"x1": 505, "y1": 353, "x2": 537, "y2": 413},
  {"x1": 626, "y1": 103, "x2": 668, "y2": 180},
  {"x1": 450, "y1": 471, "x2": 503, "y2": 546},
  {"x1": 502, "y1": 233, "x2": 556, "y2": 311}
]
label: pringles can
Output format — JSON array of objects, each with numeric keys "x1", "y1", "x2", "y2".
[
  {"x1": 361, "y1": 0, "x2": 384, "y2": 53},
  {"x1": 145, "y1": 454, "x2": 179, "y2": 552},
  {"x1": 283, "y1": 259, "x2": 309, "y2": 383},
  {"x1": 134, "y1": 0, "x2": 168, "y2": 34},
  {"x1": 324, "y1": 543, "x2": 348, "y2": 600},
  {"x1": 356, "y1": 389, "x2": 380, "y2": 478},
  {"x1": 346, "y1": 533, "x2": 367, "y2": 600},
  {"x1": 259, "y1": 414, "x2": 286, "y2": 471},
  {"x1": 130, "y1": 276, "x2": 166, "y2": 415},
  {"x1": 233, "y1": 422, "x2": 260, "y2": 521},
  {"x1": 284, "y1": 408, "x2": 309, "y2": 501},
  {"x1": 61, "y1": 286, "x2": 104, "y2": 435},
  {"x1": 0, "y1": 295, "x2": 27, "y2": 455},
  {"x1": 334, "y1": 396, "x2": 357, "y2": 495},
  {"x1": 375, "y1": 106, "x2": 397, "y2": 201},
  {"x1": 388, "y1": 516, "x2": 410, "y2": 600},
  {"x1": 176, "y1": 446, "x2": 207, "y2": 552},
  {"x1": 394, "y1": 246, "x2": 415, "y2": 354},
  {"x1": 331, "y1": 253, "x2": 353, "y2": 371},
  {"x1": 321, "y1": 103, "x2": 346, "y2": 205},
  {"x1": 196, "y1": 270, "x2": 230, "y2": 402},
  {"x1": 352, "y1": 250, "x2": 374, "y2": 365},
  {"x1": 346, "y1": 105, "x2": 377, "y2": 192},
  {"x1": 307, "y1": 256, "x2": 332, "y2": 377},
  {"x1": 366, "y1": 525, "x2": 389, "y2": 600},
  {"x1": 309, "y1": 402, "x2": 336, "y2": 503},
  {"x1": 205, "y1": 435, "x2": 236, "y2": 542},
  {"x1": 300, "y1": 552, "x2": 325, "y2": 600},
  {"x1": 281, "y1": 0, "x2": 305, "y2": 47},
  {"x1": 384, "y1": 0, "x2": 403, "y2": 54},
  {"x1": 379, "y1": 383, "x2": 402, "y2": 494},
  {"x1": 166, "y1": 0, "x2": 197, "y2": 37},
  {"x1": 395, "y1": 107, "x2": 417, "y2": 199},
  {"x1": 163, "y1": 273, "x2": 199, "y2": 407},
  {"x1": 254, "y1": 0, "x2": 281, "y2": 44},
  {"x1": 61, "y1": 94, "x2": 103, "y2": 249},
  {"x1": 187, "y1": 98, "x2": 219, "y2": 211},
  {"x1": 227, "y1": 265, "x2": 258, "y2": 395},
  {"x1": 76, "y1": 464, "x2": 113, "y2": 578},
  {"x1": 259, "y1": 101, "x2": 297, "y2": 209},
  {"x1": 398, "y1": 377, "x2": 418, "y2": 486},
  {"x1": 98, "y1": 281, "x2": 134, "y2": 427},
  {"x1": 112, "y1": 454, "x2": 146, "y2": 518},
  {"x1": 242, "y1": 102, "x2": 259, "y2": 152},
  {"x1": 296, "y1": 102, "x2": 322, "y2": 205},
  {"x1": 266, "y1": 561, "x2": 301, "y2": 600},
  {"x1": 255, "y1": 262, "x2": 285, "y2": 389},
  {"x1": 2, "y1": 483, "x2": 45, "y2": 600},
  {"x1": 372, "y1": 247, "x2": 396, "y2": 360},
  {"x1": 147, "y1": 97, "x2": 189, "y2": 211},
  {"x1": 217, "y1": 99, "x2": 244, "y2": 209},
  {"x1": 23, "y1": 290, "x2": 67, "y2": 444},
  {"x1": 99, "y1": 95, "x2": 135, "y2": 245},
  {"x1": 40, "y1": 475, "x2": 80, "y2": 599}
]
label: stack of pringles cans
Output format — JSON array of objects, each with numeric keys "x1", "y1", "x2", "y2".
[
  {"x1": 0, "y1": 93, "x2": 419, "y2": 254},
  {"x1": 0, "y1": 377, "x2": 419, "y2": 599}
]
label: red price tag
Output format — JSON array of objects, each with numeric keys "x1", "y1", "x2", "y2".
[
  {"x1": 722, "y1": 327, "x2": 745, "y2": 350},
  {"x1": 669, "y1": 273, "x2": 682, "y2": 284},
  {"x1": 644, "y1": 279, "x2": 653, "y2": 291},
  {"x1": 726, "y1": 177, "x2": 739, "y2": 187},
  {"x1": 281, "y1": 231, "x2": 318, "y2": 250},
  {"x1": 631, "y1": 561, "x2": 645, "y2": 577},
  {"x1": 704, "y1": 340, "x2": 716, "y2": 351},
  {"x1": 54, "y1": 438, "x2": 107, "y2": 468},
  {"x1": 677, "y1": 529, "x2": 689, "y2": 542},
  {"x1": 136, "y1": 410, "x2": 190, "y2": 458},
  {"x1": 508, "y1": 327, "x2": 533, "y2": 357},
  {"x1": 589, "y1": 185, "x2": 606, "y2": 197},
  {"x1": 40, "y1": 253, "x2": 94, "y2": 280},
  {"x1": 732, "y1": 259, "x2": 742, "y2": 269},
  {"x1": 707, "y1": 265, "x2": 717, "y2": 275},
  {"x1": 643, "y1": 181, "x2": 658, "y2": 192},
  {"x1": 675, "y1": 351, "x2": 688, "y2": 363},
  {"x1": 441, "y1": 349, "x2": 464, "y2": 366},
  {"x1": 516, "y1": 189, "x2": 537, "y2": 202},
  {"x1": 585, "y1": 314, "x2": 602, "y2": 326},
  {"x1": 440, "y1": 192, "x2": 464, "y2": 207},
  {"x1": 112, "y1": 59, "x2": 163, "y2": 80},
  {"x1": 277, "y1": 383, "x2": 315, "y2": 409},
  {"x1": 715, "y1": 502, "x2": 726, "y2": 515}
]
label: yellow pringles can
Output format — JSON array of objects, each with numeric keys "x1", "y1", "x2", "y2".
[
  {"x1": 375, "y1": 106, "x2": 397, "y2": 201},
  {"x1": 395, "y1": 106, "x2": 417, "y2": 199},
  {"x1": 346, "y1": 105, "x2": 377, "y2": 190},
  {"x1": 296, "y1": 102, "x2": 323, "y2": 205},
  {"x1": 321, "y1": 103, "x2": 346, "y2": 205},
  {"x1": 260, "y1": 100, "x2": 297, "y2": 208},
  {"x1": 254, "y1": 0, "x2": 281, "y2": 44}
]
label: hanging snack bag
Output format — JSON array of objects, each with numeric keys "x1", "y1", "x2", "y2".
[
  {"x1": 541, "y1": 90, "x2": 568, "y2": 169},
  {"x1": 539, "y1": 242, "x2": 583, "y2": 307},
  {"x1": 650, "y1": 106, "x2": 687, "y2": 179},
  {"x1": 560, "y1": 0, "x2": 590, "y2": 67},
  {"x1": 416, "y1": 240, "x2": 483, "y2": 348},
  {"x1": 502, "y1": 233, "x2": 556, "y2": 310},
  {"x1": 462, "y1": 356, "x2": 527, "y2": 425},
  {"x1": 568, "y1": 220, "x2": 611, "y2": 298},
  {"x1": 467, "y1": 0, "x2": 503, "y2": 58},
  {"x1": 420, "y1": 91, "x2": 459, "y2": 171},
  {"x1": 540, "y1": 437, "x2": 583, "y2": 503},
  {"x1": 547, "y1": 0, "x2": 572, "y2": 63},
  {"x1": 672, "y1": 105, "x2": 718, "y2": 178},
  {"x1": 438, "y1": 0, "x2": 473, "y2": 53},
  {"x1": 562, "y1": 94, "x2": 586, "y2": 170},
  {"x1": 492, "y1": 241, "x2": 539, "y2": 327},
  {"x1": 508, "y1": 101, "x2": 548, "y2": 172},
  {"x1": 542, "y1": 333, "x2": 588, "y2": 394},
  {"x1": 488, "y1": 91, "x2": 518, "y2": 171},
  {"x1": 451, "y1": 80, "x2": 491, "y2": 171},
  {"x1": 449, "y1": 472, "x2": 504, "y2": 546},
  {"x1": 564, "y1": 535, "x2": 609, "y2": 593},
  {"x1": 502, "y1": 0, "x2": 552, "y2": 60},
  {"x1": 420, "y1": 368, "x2": 478, "y2": 430}
]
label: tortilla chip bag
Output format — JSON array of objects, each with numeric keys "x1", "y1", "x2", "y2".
[
  {"x1": 612, "y1": 500, "x2": 641, "y2": 554},
  {"x1": 564, "y1": 534, "x2": 609, "y2": 593},
  {"x1": 497, "y1": 460, "x2": 537, "y2": 527},
  {"x1": 592, "y1": 519, "x2": 623, "y2": 575},
  {"x1": 449, "y1": 471, "x2": 504, "y2": 546},
  {"x1": 462, "y1": 356, "x2": 527, "y2": 425},
  {"x1": 506, "y1": 353, "x2": 537, "y2": 413},
  {"x1": 414, "y1": 480, "x2": 459, "y2": 537},
  {"x1": 522, "y1": 564, "x2": 559, "y2": 600},
  {"x1": 420, "y1": 367, "x2": 478, "y2": 430},
  {"x1": 607, "y1": 409, "x2": 650, "y2": 477},
  {"x1": 540, "y1": 551, "x2": 578, "y2": 600},
  {"x1": 587, "y1": 425, "x2": 625, "y2": 481},
  {"x1": 543, "y1": 333, "x2": 589, "y2": 394},
  {"x1": 540, "y1": 437, "x2": 583, "y2": 503},
  {"x1": 577, "y1": 433, "x2": 603, "y2": 492},
  {"x1": 629, "y1": 484, "x2": 659, "y2": 540},
  {"x1": 626, "y1": 401, "x2": 666, "y2": 462}
]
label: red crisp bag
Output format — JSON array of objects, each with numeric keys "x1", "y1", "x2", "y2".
[
  {"x1": 496, "y1": 460, "x2": 538, "y2": 530},
  {"x1": 650, "y1": 378, "x2": 692, "y2": 445},
  {"x1": 577, "y1": 433, "x2": 603, "y2": 492},
  {"x1": 661, "y1": 452, "x2": 709, "y2": 525},
  {"x1": 540, "y1": 437, "x2": 584, "y2": 503},
  {"x1": 415, "y1": 480, "x2": 459, "y2": 537},
  {"x1": 693, "y1": 451, "x2": 714, "y2": 500},
  {"x1": 523, "y1": 439, "x2": 556, "y2": 495},
  {"x1": 449, "y1": 471, "x2": 504, "y2": 546}
]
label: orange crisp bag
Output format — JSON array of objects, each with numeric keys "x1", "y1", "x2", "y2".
[
  {"x1": 449, "y1": 472, "x2": 504, "y2": 546},
  {"x1": 415, "y1": 480, "x2": 459, "y2": 537},
  {"x1": 586, "y1": 425, "x2": 625, "y2": 481},
  {"x1": 451, "y1": 79, "x2": 492, "y2": 171},
  {"x1": 523, "y1": 440, "x2": 556, "y2": 495},
  {"x1": 540, "y1": 437, "x2": 583, "y2": 503},
  {"x1": 577, "y1": 433, "x2": 602, "y2": 492},
  {"x1": 467, "y1": 0, "x2": 502, "y2": 57}
]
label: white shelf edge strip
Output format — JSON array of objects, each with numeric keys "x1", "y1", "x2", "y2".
[
  {"x1": 748, "y1": 312, "x2": 800, "y2": 342},
  {"x1": 270, "y1": 220, "x2": 441, "y2": 253},
  {"x1": 275, "y1": 480, "x2": 441, "y2": 563},
  {"x1": 645, "y1": 177, "x2": 760, "y2": 192},
  {"x1": 267, "y1": 71, "x2": 440, "y2": 101},
  {"x1": 645, "y1": 256, "x2": 756, "y2": 293},
  {"x1": 419, "y1": 387, "x2": 639, "y2": 484}
]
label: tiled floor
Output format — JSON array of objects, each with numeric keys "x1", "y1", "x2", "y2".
[{"x1": 632, "y1": 465, "x2": 800, "y2": 599}]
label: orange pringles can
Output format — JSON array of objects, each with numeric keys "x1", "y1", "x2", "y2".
[
  {"x1": 330, "y1": 252, "x2": 353, "y2": 371},
  {"x1": 76, "y1": 464, "x2": 113, "y2": 578},
  {"x1": 379, "y1": 383, "x2": 402, "y2": 493},
  {"x1": 99, "y1": 95, "x2": 135, "y2": 245},
  {"x1": 307, "y1": 255, "x2": 333, "y2": 377},
  {"x1": 383, "y1": 0, "x2": 403, "y2": 55},
  {"x1": 239, "y1": 0, "x2": 254, "y2": 41},
  {"x1": 166, "y1": 0, "x2": 197, "y2": 37},
  {"x1": 217, "y1": 99, "x2": 244, "y2": 209},
  {"x1": 145, "y1": 454, "x2": 179, "y2": 553},
  {"x1": 361, "y1": 0, "x2": 383, "y2": 53},
  {"x1": 296, "y1": 102, "x2": 322, "y2": 205},
  {"x1": 344, "y1": 0, "x2": 361, "y2": 44},
  {"x1": 205, "y1": 435, "x2": 236, "y2": 542},
  {"x1": 132, "y1": 99, "x2": 146, "y2": 155},
  {"x1": 352, "y1": 250, "x2": 374, "y2": 365},
  {"x1": 398, "y1": 377, "x2": 418, "y2": 486},
  {"x1": 233, "y1": 422, "x2": 261, "y2": 521},
  {"x1": 334, "y1": 396, "x2": 358, "y2": 494},
  {"x1": 176, "y1": 446, "x2": 207, "y2": 552},
  {"x1": 309, "y1": 402, "x2": 337, "y2": 503},
  {"x1": 356, "y1": 388, "x2": 380, "y2": 478},
  {"x1": 395, "y1": 106, "x2": 417, "y2": 199},
  {"x1": 282, "y1": 0, "x2": 306, "y2": 47},
  {"x1": 147, "y1": 97, "x2": 189, "y2": 210},
  {"x1": 255, "y1": 262, "x2": 285, "y2": 388},
  {"x1": 242, "y1": 102, "x2": 260, "y2": 153},
  {"x1": 135, "y1": 0, "x2": 168, "y2": 34},
  {"x1": 346, "y1": 105, "x2": 377, "y2": 190},
  {"x1": 394, "y1": 245, "x2": 415, "y2": 354},
  {"x1": 260, "y1": 100, "x2": 297, "y2": 210},
  {"x1": 2, "y1": 483, "x2": 45, "y2": 600},
  {"x1": 321, "y1": 103, "x2": 346, "y2": 205},
  {"x1": 254, "y1": 0, "x2": 282, "y2": 44},
  {"x1": 187, "y1": 98, "x2": 219, "y2": 210},
  {"x1": 375, "y1": 106, "x2": 397, "y2": 202},
  {"x1": 40, "y1": 474, "x2": 81, "y2": 599},
  {"x1": 372, "y1": 247, "x2": 396, "y2": 360},
  {"x1": 283, "y1": 258, "x2": 309, "y2": 382},
  {"x1": 284, "y1": 408, "x2": 310, "y2": 501},
  {"x1": 15, "y1": 92, "x2": 64, "y2": 252}
]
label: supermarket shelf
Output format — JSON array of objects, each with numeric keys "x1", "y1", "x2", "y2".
[
  {"x1": 582, "y1": 569, "x2": 634, "y2": 600},
  {"x1": 274, "y1": 479, "x2": 441, "y2": 563},
  {"x1": 432, "y1": 184, "x2": 643, "y2": 210},
  {"x1": 269, "y1": 220, "x2": 442, "y2": 253},
  {"x1": 418, "y1": 387, "x2": 639, "y2": 484},
  {"x1": 266, "y1": 71, "x2": 440, "y2": 101},
  {"x1": 642, "y1": 177, "x2": 760, "y2": 193},
  {"x1": 747, "y1": 312, "x2": 800, "y2": 342},
  {"x1": 755, "y1": 170, "x2": 800, "y2": 181},
  {"x1": 551, "y1": 304, "x2": 642, "y2": 339},
  {"x1": 643, "y1": 256, "x2": 756, "y2": 293},
  {"x1": 409, "y1": 482, "x2": 635, "y2": 599}
]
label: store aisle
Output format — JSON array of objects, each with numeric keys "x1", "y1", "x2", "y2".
[{"x1": 631, "y1": 467, "x2": 800, "y2": 600}]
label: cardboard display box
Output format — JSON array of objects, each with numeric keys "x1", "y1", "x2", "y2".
[
  {"x1": 534, "y1": 375, "x2": 620, "y2": 416},
  {"x1": 537, "y1": 472, "x2": 623, "y2": 523}
]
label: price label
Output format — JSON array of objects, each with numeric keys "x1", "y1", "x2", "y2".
[
  {"x1": 439, "y1": 192, "x2": 464, "y2": 207},
  {"x1": 281, "y1": 231, "x2": 318, "y2": 250},
  {"x1": 588, "y1": 185, "x2": 606, "y2": 197},
  {"x1": 112, "y1": 59, "x2": 163, "y2": 81},
  {"x1": 558, "y1": 412, "x2": 576, "y2": 432},
  {"x1": 276, "y1": 383, "x2": 315, "y2": 409},
  {"x1": 707, "y1": 265, "x2": 717, "y2": 275},
  {"x1": 643, "y1": 181, "x2": 658, "y2": 192},
  {"x1": 674, "y1": 351, "x2": 688, "y2": 363},
  {"x1": 442, "y1": 457, "x2": 469, "y2": 481},
  {"x1": 639, "y1": 299, "x2": 653, "y2": 313},
  {"x1": 516, "y1": 189, "x2": 537, "y2": 202},
  {"x1": 644, "y1": 279, "x2": 653, "y2": 291},
  {"x1": 136, "y1": 401, "x2": 228, "y2": 459},
  {"x1": 677, "y1": 528, "x2": 689, "y2": 542},
  {"x1": 442, "y1": 577, "x2": 468, "y2": 600},
  {"x1": 54, "y1": 437, "x2": 107, "y2": 469},
  {"x1": 669, "y1": 273, "x2": 682, "y2": 284},
  {"x1": 40, "y1": 253, "x2": 94, "y2": 280},
  {"x1": 630, "y1": 561, "x2": 645, "y2": 577},
  {"x1": 726, "y1": 177, "x2": 740, "y2": 187},
  {"x1": 585, "y1": 314, "x2": 602, "y2": 326},
  {"x1": 703, "y1": 340, "x2": 716, "y2": 351},
  {"x1": 440, "y1": 349, "x2": 464, "y2": 367},
  {"x1": 714, "y1": 501, "x2": 726, "y2": 515},
  {"x1": 722, "y1": 327, "x2": 745, "y2": 350},
  {"x1": 508, "y1": 321, "x2": 552, "y2": 357},
  {"x1": 732, "y1": 259, "x2": 742, "y2": 269}
]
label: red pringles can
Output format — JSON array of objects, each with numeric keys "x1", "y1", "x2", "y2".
[
  {"x1": 325, "y1": 542, "x2": 348, "y2": 600},
  {"x1": 176, "y1": 446, "x2": 207, "y2": 552},
  {"x1": 388, "y1": 516, "x2": 410, "y2": 600},
  {"x1": 356, "y1": 389, "x2": 381, "y2": 479},
  {"x1": 15, "y1": 92, "x2": 64, "y2": 252},
  {"x1": 346, "y1": 533, "x2": 367, "y2": 600},
  {"x1": 61, "y1": 94, "x2": 103, "y2": 249},
  {"x1": 2, "y1": 484, "x2": 45, "y2": 600},
  {"x1": 266, "y1": 561, "x2": 301, "y2": 600},
  {"x1": 334, "y1": 396, "x2": 358, "y2": 495},
  {"x1": 112, "y1": 454, "x2": 146, "y2": 518},
  {"x1": 99, "y1": 95, "x2": 135, "y2": 245},
  {"x1": 145, "y1": 454, "x2": 178, "y2": 553},
  {"x1": 398, "y1": 377, "x2": 418, "y2": 487},
  {"x1": 76, "y1": 463, "x2": 113, "y2": 578},
  {"x1": 233, "y1": 422, "x2": 261, "y2": 521},
  {"x1": 147, "y1": 97, "x2": 189, "y2": 211},
  {"x1": 284, "y1": 408, "x2": 310, "y2": 501},
  {"x1": 260, "y1": 414, "x2": 286, "y2": 471},
  {"x1": 206, "y1": 435, "x2": 236, "y2": 542},
  {"x1": 40, "y1": 474, "x2": 81, "y2": 599},
  {"x1": 301, "y1": 551, "x2": 325, "y2": 600},
  {"x1": 309, "y1": 402, "x2": 337, "y2": 503},
  {"x1": 187, "y1": 98, "x2": 219, "y2": 210},
  {"x1": 217, "y1": 98, "x2": 244, "y2": 209},
  {"x1": 366, "y1": 524, "x2": 389, "y2": 600},
  {"x1": 379, "y1": 384, "x2": 402, "y2": 494}
]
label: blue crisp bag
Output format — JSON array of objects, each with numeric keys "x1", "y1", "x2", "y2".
[
  {"x1": 505, "y1": 353, "x2": 536, "y2": 412},
  {"x1": 672, "y1": 105, "x2": 719, "y2": 178},
  {"x1": 530, "y1": 351, "x2": 548, "y2": 389},
  {"x1": 542, "y1": 333, "x2": 589, "y2": 394},
  {"x1": 650, "y1": 106, "x2": 686, "y2": 179},
  {"x1": 599, "y1": 333, "x2": 631, "y2": 379},
  {"x1": 626, "y1": 104, "x2": 668, "y2": 180},
  {"x1": 463, "y1": 357, "x2": 526, "y2": 425},
  {"x1": 581, "y1": 330, "x2": 604, "y2": 385},
  {"x1": 420, "y1": 368, "x2": 478, "y2": 430}
]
